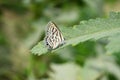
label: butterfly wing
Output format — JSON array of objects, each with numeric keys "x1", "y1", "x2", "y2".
[{"x1": 45, "y1": 21, "x2": 65, "y2": 50}]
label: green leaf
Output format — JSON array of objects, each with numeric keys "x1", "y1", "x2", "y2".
[
  {"x1": 82, "y1": 54, "x2": 120, "y2": 80},
  {"x1": 106, "y1": 34, "x2": 120, "y2": 54},
  {"x1": 105, "y1": 12, "x2": 120, "y2": 54},
  {"x1": 48, "y1": 62, "x2": 81, "y2": 80},
  {"x1": 31, "y1": 12, "x2": 120, "y2": 55},
  {"x1": 109, "y1": 12, "x2": 120, "y2": 19},
  {"x1": 31, "y1": 41, "x2": 48, "y2": 55}
]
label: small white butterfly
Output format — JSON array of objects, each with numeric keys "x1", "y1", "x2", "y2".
[{"x1": 45, "y1": 21, "x2": 65, "y2": 50}]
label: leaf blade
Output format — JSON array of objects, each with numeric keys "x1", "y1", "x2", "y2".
[{"x1": 31, "y1": 12, "x2": 120, "y2": 55}]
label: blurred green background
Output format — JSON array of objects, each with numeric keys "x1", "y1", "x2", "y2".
[{"x1": 0, "y1": 0, "x2": 120, "y2": 80}]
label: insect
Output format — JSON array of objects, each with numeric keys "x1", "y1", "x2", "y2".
[{"x1": 45, "y1": 21, "x2": 65, "y2": 50}]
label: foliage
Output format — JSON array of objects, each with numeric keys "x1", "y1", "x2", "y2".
[
  {"x1": 0, "y1": 0, "x2": 120, "y2": 80},
  {"x1": 31, "y1": 12, "x2": 120, "y2": 55}
]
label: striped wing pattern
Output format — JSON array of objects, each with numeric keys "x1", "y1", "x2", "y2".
[{"x1": 45, "y1": 21, "x2": 65, "y2": 50}]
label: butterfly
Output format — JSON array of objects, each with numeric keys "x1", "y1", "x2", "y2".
[{"x1": 45, "y1": 21, "x2": 65, "y2": 50}]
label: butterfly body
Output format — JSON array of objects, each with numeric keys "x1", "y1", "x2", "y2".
[{"x1": 45, "y1": 21, "x2": 65, "y2": 50}]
